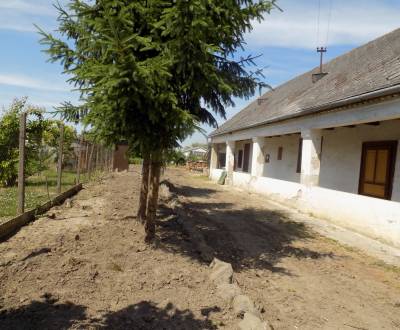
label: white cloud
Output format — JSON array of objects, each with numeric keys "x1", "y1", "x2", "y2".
[
  {"x1": 0, "y1": 74, "x2": 69, "y2": 92},
  {"x1": 0, "y1": 0, "x2": 59, "y2": 32},
  {"x1": 0, "y1": 0, "x2": 56, "y2": 16},
  {"x1": 246, "y1": 0, "x2": 400, "y2": 49}
]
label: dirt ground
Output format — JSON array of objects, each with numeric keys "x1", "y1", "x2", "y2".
[{"x1": 1, "y1": 167, "x2": 400, "y2": 329}]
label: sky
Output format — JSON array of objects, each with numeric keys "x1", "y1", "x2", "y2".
[{"x1": 1, "y1": 0, "x2": 400, "y2": 146}]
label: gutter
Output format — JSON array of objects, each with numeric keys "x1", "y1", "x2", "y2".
[{"x1": 209, "y1": 84, "x2": 400, "y2": 137}]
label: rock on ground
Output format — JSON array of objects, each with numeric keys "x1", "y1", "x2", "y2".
[
  {"x1": 238, "y1": 312, "x2": 269, "y2": 330},
  {"x1": 209, "y1": 258, "x2": 233, "y2": 285},
  {"x1": 233, "y1": 295, "x2": 258, "y2": 317},
  {"x1": 216, "y1": 283, "x2": 241, "y2": 302}
]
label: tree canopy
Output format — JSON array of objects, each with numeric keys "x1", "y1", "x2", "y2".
[{"x1": 38, "y1": 0, "x2": 277, "y2": 240}]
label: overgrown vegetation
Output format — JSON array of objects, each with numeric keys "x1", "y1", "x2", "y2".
[{"x1": 0, "y1": 98, "x2": 77, "y2": 188}]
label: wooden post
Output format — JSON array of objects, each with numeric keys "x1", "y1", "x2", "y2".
[
  {"x1": 77, "y1": 134, "x2": 84, "y2": 183},
  {"x1": 84, "y1": 141, "x2": 89, "y2": 178},
  {"x1": 109, "y1": 148, "x2": 113, "y2": 172},
  {"x1": 56, "y1": 123, "x2": 64, "y2": 194},
  {"x1": 17, "y1": 112, "x2": 27, "y2": 214},
  {"x1": 95, "y1": 144, "x2": 100, "y2": 171},
  {"x1": 88, "y1": 143, "x2": 95, "y2": 179}
]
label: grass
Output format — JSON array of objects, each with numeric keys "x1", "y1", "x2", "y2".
[{"x1": 0, "y1": 168, "x2": 102, "y2": 222}]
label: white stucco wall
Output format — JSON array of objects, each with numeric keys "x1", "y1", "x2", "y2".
[
  {"x1": 210, "y1": 168, "x2": 224, "y2": 181},
  {"x1": 319, "y1": 121, "x2": 400, "y2": 201},
  {"x1": 262, "y1": 135, "x2": 301, "y2": 183},
  {"x1": 210, "y1": 168, "x2": 400, "y2": 248}
]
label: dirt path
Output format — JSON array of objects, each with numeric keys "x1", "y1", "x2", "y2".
[
  {"x1": 0, "y1": 167, "x2": 399, "y2": 329},
  {"x1": 164, "y1": 168, "x2": 400, "y2": 330},
  {"x1": 0, "y1": 169, "x2": 233, "y2": 329}
]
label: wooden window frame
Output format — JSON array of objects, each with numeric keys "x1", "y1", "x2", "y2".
[
  {"x1": 277, "y1": 147, "x2": 283, "y2": 160},
  {"x1": 243, "y1": 143, "x2": 251, "y2": 173},
  {"x1": 358, "y1": 141, "x2": 398, "y2": 200},
  {"x1": 237, "y1": 149, "x2": 243, "y2": 169},
  {"x1": 296, "y1": 138, "x2": 303, "y2": 173},
  {"x1": 217, "y1": 152, "x2": 226, "y2": 169}
]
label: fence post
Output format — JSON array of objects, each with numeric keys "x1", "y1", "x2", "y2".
[
  {"x1": 56, "y1": 123, "x2": 64, "y2": 194},
  {"x1": 95, "y1": 144, "x2": 100, "y2": 171},
  {"x1": 17, "y1": 112, "x2": 27, "y2": 214},
  {"x1": 77, "y1": 134, "x2": 84, "y2": 183},
  {"x1": 84, "y1": 141, "x2": 89, "y2": 177},
  {"x1": 88, "y1": 143, "x2": 95, "y2": 179}
]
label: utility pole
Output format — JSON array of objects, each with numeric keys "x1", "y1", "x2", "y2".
[
  {"x1": 17, "y1": 112, "x2": 27, "y2": 214},
  {"x1": 317, "y1": 47, "x2": 327, "y2": 73}
]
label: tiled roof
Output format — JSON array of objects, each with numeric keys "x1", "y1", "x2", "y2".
[{"x1": 211, "y1": 28, "x2": 400, "y2": 137}]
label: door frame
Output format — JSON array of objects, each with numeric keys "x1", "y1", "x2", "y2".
[{"x1": 358, "y1": 140, "x2": 398, "y2": 200}]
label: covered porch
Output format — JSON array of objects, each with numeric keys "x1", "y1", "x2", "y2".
[{"x1": 209, "y1": 98, "x2": 400, "y2": 248}]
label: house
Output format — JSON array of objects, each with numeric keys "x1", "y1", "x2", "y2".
[
  {"x1": 209, "y1": 28, "x2": 400, "y2": 249},
  {"x1": 183, "y1": 146, "x2": 208, "y2": 159}
]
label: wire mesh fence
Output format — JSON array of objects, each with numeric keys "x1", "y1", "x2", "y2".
[{"x1": 0, "y1": 111, "x2": 113, "y2": 223}]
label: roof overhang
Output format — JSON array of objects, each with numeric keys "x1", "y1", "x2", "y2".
[{"x1": 210, "y1": 84, "x2": 400, "y2": 138}]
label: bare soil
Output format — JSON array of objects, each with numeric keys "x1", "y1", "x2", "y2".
[{"x1": 1, "y1": 167, "x2": 400, "y2": 329}]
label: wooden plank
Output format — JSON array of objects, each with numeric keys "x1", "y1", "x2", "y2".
[{"x1": 0, "y1": 183, "x2": 83, "y2": 241}]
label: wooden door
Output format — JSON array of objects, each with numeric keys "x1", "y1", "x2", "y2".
[
  {"x1": 358, "y1": 141, "x2": 397, "y2": 200},
  {"x1": 243, "y1": 143, "x2": 251, "y2": 173}
]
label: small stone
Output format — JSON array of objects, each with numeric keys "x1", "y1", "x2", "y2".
[
  {"x1": 233, "y1": 295, "x2": 258, "y2": 318},
  {"x1": 216, "y1": 283, "x2": 241, "y2": 302},
  {"x1": 237, "y1": 312, "x2": 269, "y2": 330},
  {"x1": 209, "y1": 258, "x2": 233, "y2": 285},
  {"x1": 64, "y1": 199, "x2": 72, "y2": 208},
  {"x1": 47, "y1": 213, "x2": 56, "y2": 219}
]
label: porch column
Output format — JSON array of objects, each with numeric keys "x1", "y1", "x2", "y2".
[
  {"x1": 226, "y1": 140, "x2": 235, "y2": 184},
  {"x1": 209, "y1": 143, "x2": 218, "y2": 177},
  {"x1": 251, "y1": 137, "x2": 265, "y2": 177},
  {"x1": 300, "y1": 129, "x2": 322, "y2": 186}
]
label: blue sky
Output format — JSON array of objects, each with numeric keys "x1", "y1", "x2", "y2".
[{"x1": 1, "y1": 0, "x2": 400, "y2": 146}]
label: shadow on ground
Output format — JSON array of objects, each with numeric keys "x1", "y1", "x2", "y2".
[
  {"x1": 0, "y1": 293, "x2": 215, "y2": 329},
  {"x1": 157, "y1": 181, "x2": 334, "y2": 275}
]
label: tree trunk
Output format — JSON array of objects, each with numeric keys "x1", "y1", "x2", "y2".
[
  {"x1": 145, "y1": 153, "x2": 162, "y2": 242},
  {"x1": 137, "y1": 153, "x2": 150, "y2": 223}
]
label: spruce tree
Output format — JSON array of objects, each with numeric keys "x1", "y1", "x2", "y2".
[{"x1": 38, "y1": 0, "x2": 277, "y2": 241}]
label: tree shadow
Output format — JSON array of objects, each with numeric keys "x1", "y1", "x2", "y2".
[
  {"x1": 0, "y1": 293, "x2": 87, "y2": 330},
  {"x1": 160, "y1": 180, "x2": 217, "y2": 198},
  {"x1": 0, "y1": 294, "x2": 216, "y2": 330},
  {"x1": 156, "y1": 182, "x2": 334, "y2": 275},
  {"x1": 100, "y1": 301, "x2": 216, "y2": 329}
]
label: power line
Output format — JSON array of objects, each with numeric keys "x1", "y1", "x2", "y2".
[
  {"x1": 316, "y1": 0, "x2": 321, "y2": 47},
  {"x1": 325, "y1": 0, "x2": 333, "y2": 47}
]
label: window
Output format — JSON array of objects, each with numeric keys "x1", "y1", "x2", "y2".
[
  {"x1": 296, "y1": 138, "x2": 303, "y2": 173},
  {"x1": 237, "y1": 150, "x2": 243, "y2": 168},
  {"x1": 359, "y1": 141, "x2": 397, "y2": 200},
  {"x1": 243, "y1": 143, "x2": 251, "y2": 172},
  {"x1": 277, "y1": 147, "x2": 283, "y2": 160},
  {"x1": 218, "y1": 152, "x2": 226, "y2": 169}
]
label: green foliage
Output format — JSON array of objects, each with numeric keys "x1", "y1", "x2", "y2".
[
  {"x1": 37, "y1": 0, "x2": 276, "y2": 158},
  {"x1": 165, "y1": 149, "x2": 186, "y2": 166},
  {"x1": 0, "y1": 98, "x2": 77, "y2": 187}
]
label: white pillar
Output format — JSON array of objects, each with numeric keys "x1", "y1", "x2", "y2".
[
  {"x1": 209, "y1": 143, "x2": 218, "y2": 177},
  {"x1": 226, "y1": 141, "x2": 235, "y2": 184},
  {"x1": 251, "y1": 137, "x2": 265, "y2": 177},
  {"x1": 300, "y1": 129, "x2": 322, "y2": 186}
]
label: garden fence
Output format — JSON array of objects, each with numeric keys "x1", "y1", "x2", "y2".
[{"x1": 0, "y1": 112, "x2": 113, "y2": 223}]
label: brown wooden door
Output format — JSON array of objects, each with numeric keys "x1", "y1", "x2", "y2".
[
  {"x1": 243, "y1": 143, "x2": 251, "y2": 173},
  {"x1": 359, "y1": 141, "x2": 397, "y2": 200}
]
